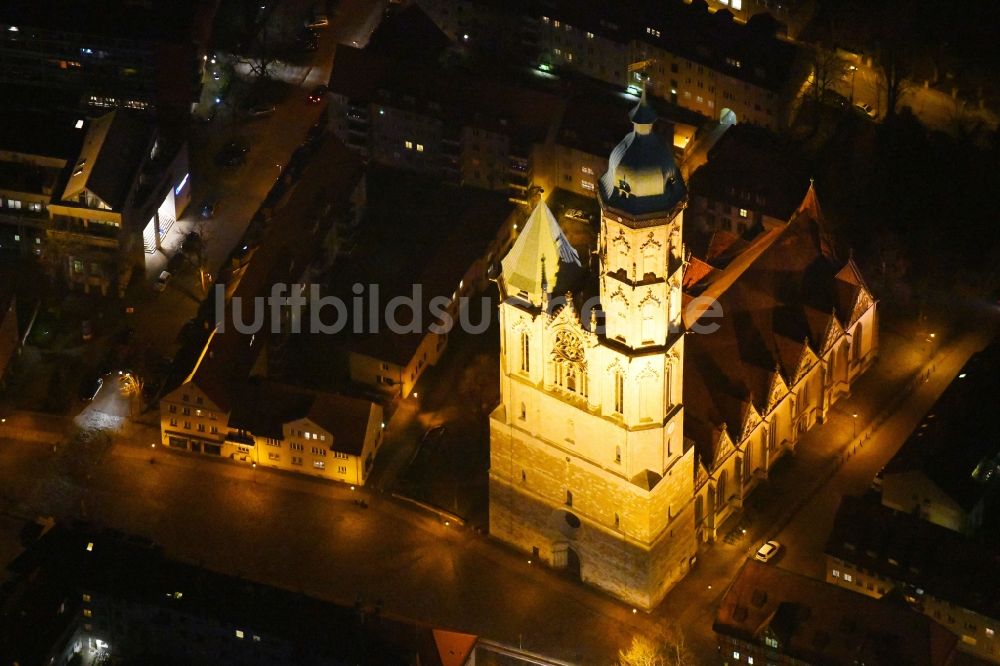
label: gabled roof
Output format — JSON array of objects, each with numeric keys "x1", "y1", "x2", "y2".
[
  {"x1": 306, "y1": 393, "x2": 378, "y2": 457},
  {"x1": 501, "y1": 200, "x2": 579, "y2": 300},
  {"x1": 60, "y1": 111, "x2": 152, "y2": 210},
  {"x1": 684, "y1": 186, "x2": 870, "y2": 459},
  {"x1": 715, "y1": 561, "x2": 957, "y2": 666},
  {"x1": 826, "y1": 496, "x2": 1000, "y2": 620}
]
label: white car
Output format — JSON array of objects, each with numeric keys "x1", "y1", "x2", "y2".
[
  {"x1": 754, "y1": 540, "x2": 781, "y2": 563},
  {"x1": 305, "y1": 14, "x2": 329, "y2": 28},
  {"x1": 154, "y1": 270, "x2": 171, "y2": 292}
]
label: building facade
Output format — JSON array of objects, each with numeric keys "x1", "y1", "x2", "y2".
[
  {"x1": 490, "y1": 92, "x2": 878, "y2": 608},
  {"x1": 490, "y1": 93, "x2": 696, "y2": 610},
  {"x1": 160, "y1": 375, "x2": 384, "y2": 487},
  {"x1": 825, "y1": 496, "x2": 1000, "y2": 664},
  {"x1": 0, "y1": 109, "x2": 189, "y2": 295},
  {"x1": 715, "y1": 560, "x2": 958, "y2": 666}
]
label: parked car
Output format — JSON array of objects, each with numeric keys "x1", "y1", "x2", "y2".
[
  {"x1": 200, "y1": 199, "x2": 219, "y2": 219},
  {"x1": 307, "y1": 85, "x2": 328, "y2": 104},
  {"x1": 216, "y1": 141, "x2": 249, "y2": 166},
  {"x1": 154, "y1": 270, "x2": 171, "y2": 292},
  {"x1": 305, "y1": 14, "x2": 329, "y2": 28},
  {"x1": 754, "y1": 540, "x2": 782, "y2": 563},
  {"x1": 854, "y1": 102, "x2": 876, "y2": 118}
]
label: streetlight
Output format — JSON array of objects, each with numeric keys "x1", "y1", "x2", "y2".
[
  {"x1": 852, "y1": 413, "x2": 858, "y2": 439},
  {"x1": 848, "y1": 65, "x2": 857, "y2": 104}
]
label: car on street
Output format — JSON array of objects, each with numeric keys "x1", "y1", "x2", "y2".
[
  {"x1": 307, "y1": 85, "x2": 328, "y2": 104},
  {"x1": 200, "y1": 199, "x2": 219, "y2": 219},
  {"x1": 79, "y1": 376, "x2": 103, "y2": 402},
  {"x1": 754, "y1": 540, "x2": 781, "y2": 563},
  {"x1": 854, "y1": 102, "x2": 876, "y2": 118},
  {"x1": 154, "y1": 270, "x2": 171, "y2": 292},
  {"x1": 216, "y1": 141, "x2": 249, "y2": 166},
  {"x1": 305, "y1": 14, "x2": 329, "y2": 28}
]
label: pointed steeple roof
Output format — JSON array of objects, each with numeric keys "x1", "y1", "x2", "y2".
[
  {"x1": 628, "y1": 85, "x2": 659, "y2": 127},
  {"x1": 501, "y1": 200, "x2": 580, "y2": 302}
]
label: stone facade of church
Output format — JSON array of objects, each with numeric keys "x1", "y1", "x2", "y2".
[{"x1": 488, "y1": 93, "x2": 878, "y2": 610}]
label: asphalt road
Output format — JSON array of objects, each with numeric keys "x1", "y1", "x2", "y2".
[
  {"x1": 132, "y1": 0, "x2": 381, "y2": 356},
  {"x1": 1, "y1": 308, "x2": 985, "y2": 663}
]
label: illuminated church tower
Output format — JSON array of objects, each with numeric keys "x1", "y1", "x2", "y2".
[{"x1": 489, "y1": 91, "x2": 696, "y2": 609}]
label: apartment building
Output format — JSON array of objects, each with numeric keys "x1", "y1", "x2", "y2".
[
  {"x1": 687, "y1": 123, "x2": 810, "y2": 237},
  {"x1": 0, "y1": 0, "x2": 218, "y2": 119},
  {"x1": 825, "y1": 496, "x2": 1000, "y2": 664},
  {"x1": 160, "y1": 374, "x2": 384, "y2": 486},
  {"x1": 0, "y1": 108, "x2": 190, "y2": 295},
  {"x1": 327, "y1": 44, "x2": 559, "y2": 197},
  {"x1": 418, "y1": 0, "x2": 804, "y2": 130},
  {"x1": 715, "y1": 560, "x2": 958, "y2": 666}
]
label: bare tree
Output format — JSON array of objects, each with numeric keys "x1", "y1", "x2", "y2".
[
  {"x1": 617, "y1": 625, "x2": 696, "y2": 666},
  {"x1": 809, "y1": 47, "x2": 850, "y2": 107}
]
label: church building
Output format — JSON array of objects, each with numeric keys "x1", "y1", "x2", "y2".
[{"x1": 488, "y1": 91, "x2": 878, "y2": 610}]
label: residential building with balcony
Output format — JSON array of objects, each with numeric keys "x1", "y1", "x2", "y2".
[
  {"x1": 714, "y1": 560, "x2": 958, "y2": 666},
  {"x1": 327, "y1": 43, "x2": 560, "y2": 197},
  {"x1": 418, "y1": 0, "x2": 805, "y2": 130},
  {"x1": 0, "y1": 108, "x2": 190, "y2": 295},
  {"x1": 825, "y1": 496, "x2": 1000, "y2": 664},
  {"x1": 0, "y1": 0, "x2": 219, "y2": 120}
]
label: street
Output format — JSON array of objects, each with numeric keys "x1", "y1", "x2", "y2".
[
  {"x1": 0, "y1": 302, "x2": 989, "y2": 663},
  {"x1": 132, "y1": 0, "x2": 384, "y2": 355}
]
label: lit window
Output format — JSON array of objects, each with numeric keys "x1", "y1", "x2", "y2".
[
  {"x1": 586, "y1": 31, "x2": 594, "y2": 39},
  {"x1": 581, "y1": 166, "x2": 594, "y2": 175},
  {"x1": 580, "y1": 180, "x2": 595, "y2": 191},
  {"x1": 843, "y1": 574, "x2": 853, "y2": 582},
  {"x1": 253, "y1": 635, "x2": 261, "y2": 642},
  {"x1": 733, "y1": 652, "x2": 740, "y2": 660},
  {"x1": 541, "y1": 16, "x2": 549, "y2": 23},
  {"x1": 83, "y1": 609, "x2": 92, "y2": 617},
  {"x1": 739, "y1": 208, "x2": 748, "y2": 218},
  {"x1": 985, "y1": 628, "x2": 994, "y2": 638},
  {"x1": 338, "y1": 466, "x2": 347, "y2": 474},
  {"x1": 566, "y1": 53, "x2": 573, "y2": 62},
  {"x1": 404, "y1": 140, "x2": 413, "y2": 150},
  {"x1": 86, "y1": 542, "x2": 93, "y2": 552},
  {"x1": 732, "y1": 0, "x2": 742, "y2": 8},
  {"x1": 235, "y1": 629, "x2": 244, "y2": 639},
  {"x1": 82, "y1": 594, "x2": 91, "y2": 603},
  {"x1": 832, "y1": 569, "x2": 840, "y2": 578},
  {"x1": 765, "y1": 637, "x2": 778, "y2": 648},
  {"x1": 747, "y1": 658, "x2": 753, "y2": 665},
  {"x1": 554, "y1": 48, "x2": 562, "y2": 56},
  {"x1": 314, "y1": 460, "x2": 326, "y2": 470},
  {"x1": 13, "y1": 234, "x2": 19, "y2": 242},
  {"x1": 416, "y1": 143, "x2": 424, "y2": 152},
  {"x1": 553, "y1": 20, "x2": 560, "y2": 28}
]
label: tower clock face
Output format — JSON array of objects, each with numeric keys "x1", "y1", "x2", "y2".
[{"x1": 554, "y1": 330, "x2": 584, "y2": 362}]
